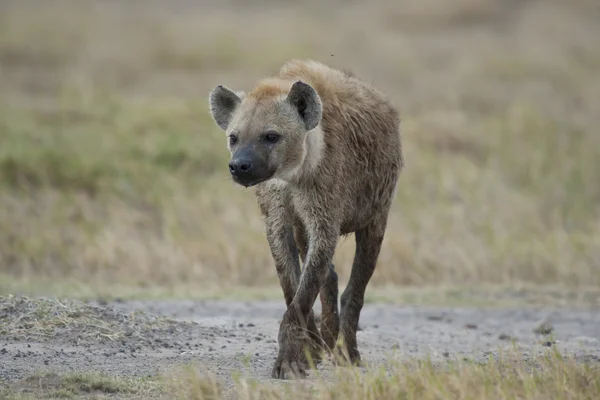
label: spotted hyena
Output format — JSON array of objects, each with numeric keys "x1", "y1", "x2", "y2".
[{"x1": 209, "y1": 59, "x2": 403, "y2": 379}]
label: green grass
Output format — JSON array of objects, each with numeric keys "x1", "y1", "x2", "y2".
[{"x1": 0, "y1": 92, "x2": 225, "y2": 195}]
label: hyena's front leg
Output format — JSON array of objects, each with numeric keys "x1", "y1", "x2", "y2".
[
  {"x1": 272, "y1": 223, "x2": 338, "y2": 379},
  {"x1": 294, "y1": 224, "x2": 339, "y2": 352},
  {"x1": 265, "y1": 222, "x2": 300, "y2": 307},
  {"x1": 265, "y1": 221, "x2": 322, "y2": 369}
]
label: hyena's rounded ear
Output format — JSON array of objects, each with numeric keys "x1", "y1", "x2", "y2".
[
  {"x1": 209, "y1": 85, "x2": 244, "y2": 130},
  {"x1": 286, "y1": 81, "x2": 322, "y2": 131}
]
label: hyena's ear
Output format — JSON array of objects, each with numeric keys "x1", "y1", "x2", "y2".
[
  {"x1": 286, "y1": 81, "x2": 322, "y2": 131},
  {"x1": 209, "y1": 85, "x2": 244, "y2": 130}
]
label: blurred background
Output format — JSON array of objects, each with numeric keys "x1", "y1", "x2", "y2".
[{"x1": 0, "y1": 0, "x2": 598, "y2": 298}]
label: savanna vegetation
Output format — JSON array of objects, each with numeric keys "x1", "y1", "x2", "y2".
[{"x1": 1, "y1": 0, "x2": 598, "y2": 299}]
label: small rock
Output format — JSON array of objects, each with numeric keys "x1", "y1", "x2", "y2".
[
  {"x1": 97, "y1": 298, "x2": 108, "y2": 306},
  {"x1": 533, "y1": 321, "x2": 553, "y2": 335},
  {"x1": 498, "y1": 333, "x2": 513, "y2": 341},
  {"x1": 427, "y1": 315, "x2": 444, "y2": 321},
  {"x1": 464, "y1": 323, "x2": 478, "y2": 330}
]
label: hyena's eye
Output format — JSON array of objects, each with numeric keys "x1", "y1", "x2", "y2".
[
  {"x1": 263, "y1": 131, "x2": 281, "y2": 144},
  {"x1": 229, "y1": 134, "x2": 238, "y2": 146}
]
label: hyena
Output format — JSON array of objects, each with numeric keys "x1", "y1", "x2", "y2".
[{"x1": 209, "y1": 59, "x2": 403, "y2": 379}]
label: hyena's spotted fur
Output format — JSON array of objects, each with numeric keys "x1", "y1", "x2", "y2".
[{"x1": 209, "y1": 59, "x2": 403, "y2": 379}]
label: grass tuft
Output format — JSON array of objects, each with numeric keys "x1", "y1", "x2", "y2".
[
  {"x1": 1, "y1": 371, "x2": 162, "y2": 399},
  {"x1": 166, "y1": 348, "x2": 600, "y2": 400},
  {"x1": 0, "y1": 295, "x2": 184, "y2": 345}
]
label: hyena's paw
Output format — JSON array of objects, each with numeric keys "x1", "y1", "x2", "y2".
[
  {"x1": 272, "y1": 354, "x2": 307, "y2": 380},
  {"x1": 271, "y1": 312, "x2": 317, "y2": 379}
]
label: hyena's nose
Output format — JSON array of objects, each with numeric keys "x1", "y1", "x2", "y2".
[{"x1": 229, "y1": 158, "x2": 253, "y2": 176}]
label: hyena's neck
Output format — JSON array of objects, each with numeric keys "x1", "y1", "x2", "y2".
[{"x1": 269, "y1": 125, "x2": 325, "y2": 186}]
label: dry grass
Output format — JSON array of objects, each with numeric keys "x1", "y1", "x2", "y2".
[
  {"x1": 1, "y1": 371, "x2": 163, "y2": 399},
  {"x1": 0, "y1": 295, "x2": 183, "y2": 345},
  {"x1": 165, "y1": 348, "x2": 600, "y2": 400},
  {"x1": 0, "y1": 0, "x2": 599, "y2": 297},
  {"x1": 3, "y1": 276, "x2": 600, "y2": 309}
]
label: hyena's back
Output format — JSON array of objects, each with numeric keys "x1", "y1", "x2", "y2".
[{"x1": 275, "y1": 59, "x2": 403, "y2": 234}]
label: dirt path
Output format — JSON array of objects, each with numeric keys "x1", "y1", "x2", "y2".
[{"x1": 2, "y1": 298, "x2": 599, "y2": 396}]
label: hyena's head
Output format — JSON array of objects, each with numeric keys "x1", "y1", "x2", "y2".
[{"x1": 208, "y1": 80, "x2": 322, "y2": 187}]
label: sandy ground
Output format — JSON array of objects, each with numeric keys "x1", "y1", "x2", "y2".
[{"x1": 1, "y1": 298, "x2": 599, "y2": 397}]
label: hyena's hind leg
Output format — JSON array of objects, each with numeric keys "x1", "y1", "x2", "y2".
[
  {"x1": 338, "y1": 212, "x2": 389, "y2": 365},
  {"x1": 294, "y1": 224, "x2": 340, "y2": 353}
]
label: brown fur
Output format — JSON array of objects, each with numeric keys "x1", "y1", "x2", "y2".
[
  {"x1": 247, "y1": 78, "x2": 289, "y2": 100},
  {"x1": 208, "y1": 59, "x2": 403, "y2": 379}
]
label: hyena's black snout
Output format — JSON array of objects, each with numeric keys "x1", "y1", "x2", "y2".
[
  {"x1": 229, "y1": 148, "x2": 274, "y2": 187},
  {"x1": 228, "y1": 158, "x2": 253, "y2": 176}
]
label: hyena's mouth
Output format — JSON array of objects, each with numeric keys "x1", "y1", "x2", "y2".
[
  {"x1": 237, "y1": 179, "x2": 262, "y2": 188},
  {"x1": 231, "y1": 174, "x2": 273, "y2": 188}
]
